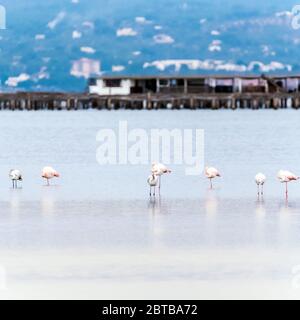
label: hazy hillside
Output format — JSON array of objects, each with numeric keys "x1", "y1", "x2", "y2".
[{"x1": 0, "y1": 0, "x2": 299, "y2": 91}]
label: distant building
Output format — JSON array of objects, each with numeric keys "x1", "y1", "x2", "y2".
[
  {"x1": 71, "y1": 58, "x2": 101, "y2": 79},
  {"x1": 88, "y1": 75, "x2": 300, "y2": 96},
  {"x1": 89, "y1": 78, "x2": 132, "y2": 95}
]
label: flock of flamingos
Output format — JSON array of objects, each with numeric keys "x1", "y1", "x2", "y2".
[
  {"x1": 8, "y1": 164, "x2": 299, "y2": 200},
  {"x1": 147, "y1": 163, "x2": 299, "y2": 199}
]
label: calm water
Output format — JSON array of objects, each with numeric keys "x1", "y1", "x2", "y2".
[{"x1": 1, "y1": 110, "x2": 300, "y2": 299}]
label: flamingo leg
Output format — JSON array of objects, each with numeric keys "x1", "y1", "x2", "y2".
[
  {"x1": 159, "y1": 176, "x2": 161, "y2": 193},
  {"x1": 210, "y1": 178, "x2": 213, "y2": 189},
  {"x1": 47, "y1": 178, "x2": 50, "y2": 186},
  {"x1": 149, "y1": 186, "x2": 152, "y2": 197},
  {"x1": 261, "y1": 184, "x2": 264, "y2": 196},
  {"x1": 286, "y1": 182, "x2": 288, "y2": 199},
  {"x1": 153, "y1": 186, "x2": 156, "y2": 197},
  {"x1": 16, "y1": 180, "x2": 18, "y2": 189},
  {"x1": 257, "y1": 184, "x2": 260, "y2": 197}
]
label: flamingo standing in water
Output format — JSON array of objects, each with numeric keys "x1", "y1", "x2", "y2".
[
  {"x1": 151, "y1": 163, "x2": 171, "y2": 193},
  {"x1": 42, "y1": 167, "x2": 60, "y2": 186},
  {"x1": 147, "y1": 173, "x2": 159, "y2": 197},
  {"x1": 277, "y1": 170, "x2": 299, "y2": 199},
  {"x1": 205, "y1": 167, "x2": 221, "y2": 189},
  {"x1": 255, "y1": 173, "x2": 266, "y2": 196},
  {"x1": 9, "y1": 169, "x2": 23, "y2": 189}
]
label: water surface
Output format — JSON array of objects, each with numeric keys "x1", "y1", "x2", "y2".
[{"x1": 0, "y1": 110, "x2": 300, "y2": 299}]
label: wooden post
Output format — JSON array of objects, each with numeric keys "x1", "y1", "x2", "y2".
[
  {"x1": 252, "y1": 99, "x2": 258, "y2": 109},
  {"x1": 11, "y1": 100, "x2": 15, "y2": 111},
  {"x1": 190, "y1": 97, "x2": 195, "y2": 109},
  {"x1": 211, "y1": 99, "x2": 216, "y2": 110},
  {"x1": 147, "y1": 92, "x2": 152, "y2": 109},
  {"x1": 184, "y1": 79, "x2": 188, "y2": 94},
  {"x1": 156, "y1": 79, "x2": 160, "y2": 93},
  {"x1": 231, "y1": 98, "x2": 236, "y2": 110},
  {"x1": 107, "y1": 98, "x2": 112, "y2": 110}
]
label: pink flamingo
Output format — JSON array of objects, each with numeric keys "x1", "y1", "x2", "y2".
[
  {"x1": 277, "y1": 170, "x2": 299, "y2": 199},
  {"x1": 205, "y1": 167, "x2": 221, "y2": 189},
  {"x1": 42, "y1": 167, "x2": 60, "y2": 186},
  {"x1": 151, "y1": 162, "x2": 171, "y2": 193}
]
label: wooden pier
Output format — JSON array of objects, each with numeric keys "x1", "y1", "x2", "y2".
[{"x1": 0, "y1": 91, "x2": 300, "y2": 110}]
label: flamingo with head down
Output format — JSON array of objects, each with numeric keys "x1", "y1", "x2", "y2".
[
  {"x1": 42, "y1": 166, "x2": 60, "y2": 186},
  {"x1": 151, "y1": 163, "x2": 171, "y2": 193},
  {"x1": 255, "y1": 173, "x2": 266, "y2": 196},
  {"x1": 9, "y1": 169, "x2": 23, "y2": 189},
  {"x1": 277, "y1": 170, "x2": 299, "y2": 199},
  {"x1": 147, "y1": 173, "x2": 159, "y2": 197},
  {"x1": 205, "y1": 167, "x2": 221, "y2": 189}
]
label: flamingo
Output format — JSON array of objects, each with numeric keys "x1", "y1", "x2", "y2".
[
  {"x1": 205, "y1": 167, "x2": 221, "y2": 189},
  {"x1": 147, "y1": 173, "x2": 159, "y2": 197},
  {"x1": 255, "y1": 173, "x2": 266, "y2": 196},
  {"x1": 277, "y1": 170, "x2": 299, "y2": 199},
  {"x1": 9, "y1": 169, "x2": 23, "y2": 189},
  {"x1": 42, "y1": 166, "x2": 60, "y2": 186},
  {"x1": 151, "y1": 162, "x2": 171, "y2": 193}
]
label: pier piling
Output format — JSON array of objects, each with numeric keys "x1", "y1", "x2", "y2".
[{"x1": 0, "y1": 91, "x2": 299, "y2": 110}]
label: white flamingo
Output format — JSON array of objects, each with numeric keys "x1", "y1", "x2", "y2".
[
  {"x1": 147, "y1": 173, "x2": 159, "y2": 197},
  {"x1": 277, "y1": 170, "x2": 299, "y2": 199},
  {"x1": 151, "y1": 162, "x2": 171, "y2": 193},
  {"x1": 9, "y1": 169, "x2": 23, "y2": 189},
  {"x1": 255, "y1": 173, "x2": 266, "y2": 196},
  {"x1": 205, "y1": 167, "x2": 221, "y2": 189},
  {"x1": 42, "y1": 166, "x2": 60, "y2": 186}
]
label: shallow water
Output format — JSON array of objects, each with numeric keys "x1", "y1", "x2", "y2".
[{"x1": 1, "y1": 110, "x2": 300, "y2": 299}]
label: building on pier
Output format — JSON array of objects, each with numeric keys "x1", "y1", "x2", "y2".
[
  {"x1": 88, "y1": 75, "x2": 300, "y2": 96},
  {"x1": 0, "y1": 74, "x2": 300, "y2": 110}
]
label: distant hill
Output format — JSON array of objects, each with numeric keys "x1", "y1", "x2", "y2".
[{"x1": 0, "y1": 0, "x2": 299, "y2": 91}]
